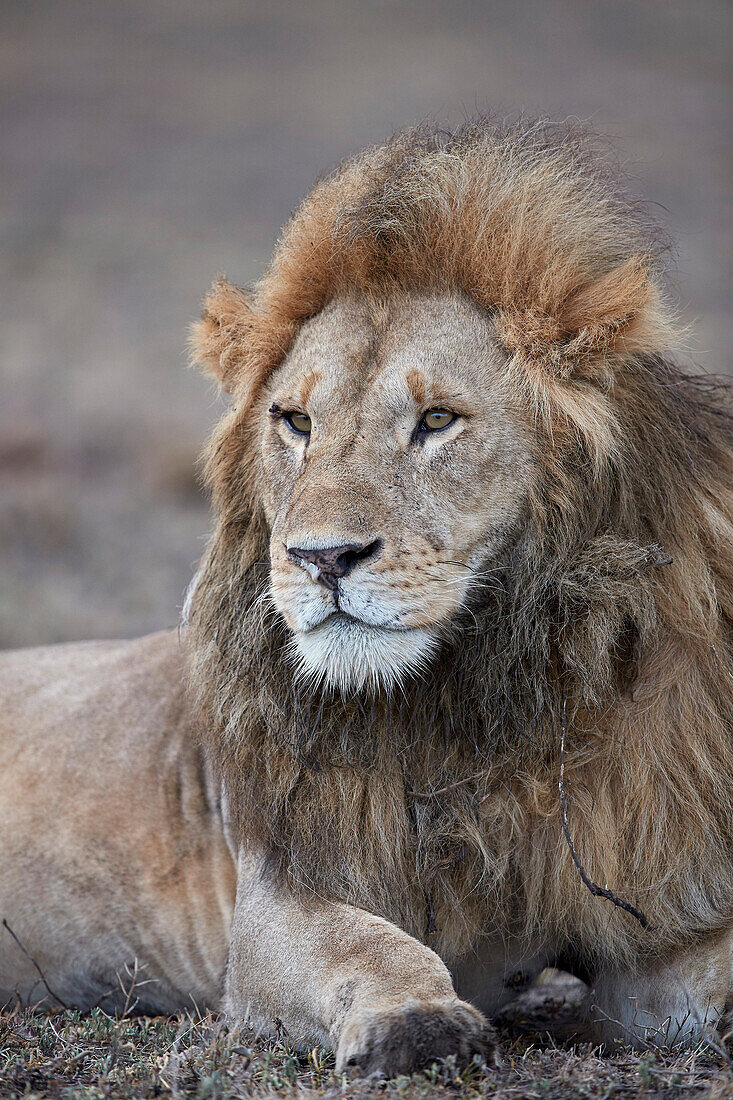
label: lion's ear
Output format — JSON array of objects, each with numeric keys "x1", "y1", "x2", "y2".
[
  {"x1": 496, "y1": 256, "x2": 675, "y2": 372},
  {"x1": 558, "y1": 256, "x2": 675, "y2": 362},
  {"x1": 560, "y1": 257, "x2": 651, "y2": 335},
  {"x1": 190, "y1": 277, "x2": 255, "y2": 392}
]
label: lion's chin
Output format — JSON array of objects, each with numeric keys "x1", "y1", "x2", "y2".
[{"x1": 289, "y1": 615, "x2": 439, "y2": 695}]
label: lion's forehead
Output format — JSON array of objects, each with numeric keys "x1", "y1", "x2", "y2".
[{"x1": 267, "y1": 291, "x2": 509, "y2": 422}]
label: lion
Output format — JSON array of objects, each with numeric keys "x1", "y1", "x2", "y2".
[{"x1": 1, "y1": 118, "x2": 732, "y2": 1074}]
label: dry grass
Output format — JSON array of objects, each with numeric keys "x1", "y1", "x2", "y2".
[{"x1": 2, "y1": 979, "x2": 732, "y2": 1100}]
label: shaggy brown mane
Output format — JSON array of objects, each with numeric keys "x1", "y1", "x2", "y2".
[{"x1": 188, "y1": 118, "x2": 733, "y2": 972}]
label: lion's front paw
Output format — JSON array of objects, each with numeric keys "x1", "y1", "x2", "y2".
[{"x1": 336, "y1": 998, "x2": 499, "y2": 1077}]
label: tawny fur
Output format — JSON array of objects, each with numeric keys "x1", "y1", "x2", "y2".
[{"x1": 187, "y1": 118, "x2": 733, "y2": 975}]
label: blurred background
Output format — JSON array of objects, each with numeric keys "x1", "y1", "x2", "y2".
[{"x1": 1, "y1": 0, "x2": 730, "y2": 647}]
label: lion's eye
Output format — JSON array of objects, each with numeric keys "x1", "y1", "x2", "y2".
[
  {"x1": 284, "y1": 411, "x2": 312, "y2": 435},
  {"x1": 420, "y1": 409, "x2": 456, "y2": 432}
]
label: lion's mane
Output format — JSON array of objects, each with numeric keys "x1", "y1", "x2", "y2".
[{"x1": 188, "y1": 118, "x2": 733, "y2": 970}]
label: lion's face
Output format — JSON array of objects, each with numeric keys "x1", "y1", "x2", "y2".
[{"x1": 258, "y1": 292, "x2": 536, "y2": 692}]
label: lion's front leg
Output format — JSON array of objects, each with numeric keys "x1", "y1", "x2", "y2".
[{"x1": 226, "y1": 853, "x2": 498, "y2": 1075}]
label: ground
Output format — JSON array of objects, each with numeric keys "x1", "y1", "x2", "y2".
[{"x1": 2, "y1": 976, "x2": 732, "y2": 1099}]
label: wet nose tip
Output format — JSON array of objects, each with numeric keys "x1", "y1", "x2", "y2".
[{"x1": 287, "y1": 539, "x2": 382, "y2": 587}]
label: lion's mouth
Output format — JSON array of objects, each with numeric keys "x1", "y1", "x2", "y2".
[{"x1": 305, "y1": 609, "x2": 414, "y2": 633}]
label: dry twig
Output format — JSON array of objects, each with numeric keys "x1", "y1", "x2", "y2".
[
  {"x1": 558, "y1": 700, "x2": 653, "y2": 930},
  {"x1": 2, "y1": 918, "x2": 70, "y2": 1009}
]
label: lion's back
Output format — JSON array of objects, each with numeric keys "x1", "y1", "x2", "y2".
[{"x1": 0, "y1": 631, "x2": 189, "y2": 770}]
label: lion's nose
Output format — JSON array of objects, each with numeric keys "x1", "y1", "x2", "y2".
[{"x1": 287, "y1": 540, "x2": 382, "y2": 592}]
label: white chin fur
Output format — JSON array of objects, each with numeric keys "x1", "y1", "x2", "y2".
[{"x1": 290, "y1": 615, "x2": 439, "y2": 694}]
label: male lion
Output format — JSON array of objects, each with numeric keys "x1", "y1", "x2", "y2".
[{"x1": 1, "y1": 119, "x2": 732, "y2": 1073}]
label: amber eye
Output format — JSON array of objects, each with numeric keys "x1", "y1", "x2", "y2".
[
  {"x1": 420, "y1": 409, "x2": 456, "y2": 432},
  {"x1": 284, "y1": 411, "x2": 312, "y2": 435}
]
